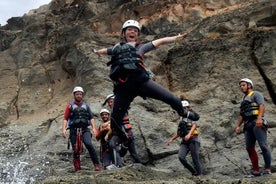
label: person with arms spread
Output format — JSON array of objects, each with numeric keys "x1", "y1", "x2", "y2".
[{"x1": 94, "y1": 20, "x2": 199, "y2": 146}]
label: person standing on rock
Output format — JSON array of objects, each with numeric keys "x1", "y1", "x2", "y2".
[
  {"x1": 62, "y1": 86, "x2": 101, "y2": 171},
  {"x1": 102, "y1": 94, "x2": 141, "y2": 165},
  {"x1": 235, "y1": 78, "x2": 271, "y2": 177},
  {"x1": 94, "y1": 19, "x2": 199, "y2": 148},
  {"x1": 166, "y1": 100, "x2": 202, "y2": 176}
]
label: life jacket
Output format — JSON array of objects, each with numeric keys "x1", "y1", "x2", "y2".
[
  {"x1": 107, "y1": 42, "x2": 146, "y2": 82},
  {"x1": 68, "y1": 102, "x2": 91, "y2": 128},
  {"x1": 240, "y1": 91, "x2": 259, "y2": 118},
  {"x1": 177, "y1": 111, "x2": 198, "y2": 137}
]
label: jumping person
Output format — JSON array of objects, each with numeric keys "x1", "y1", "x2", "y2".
[
  {"x1": 235, "y1": 78, "x2": 271, "y2": 177},
  {"x1": 94, "y1": 20, "x2": 199, "y2": 144},
  {"x1": 166, "y1": 100, "x2": 202, "y2": 176},
  {"x1": 62, "y1": 86, "x2": 101, "y2": 171}
]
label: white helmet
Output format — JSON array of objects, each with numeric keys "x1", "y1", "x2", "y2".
[
  {"x1": 181, "y1": 100, "x2": 190, "y2": 107},
  {"x1": 102, "y1": 94, "x2": 115, "y2": 106},
  {"x1": 122, "y1": 20, "x2": 140, "y2": 31},
  {"x1": 100, "y1": 108, "x2": 110, "y2": 114},
  {"x1": 72, "y1": 86, "x2": 84, "y2": 94},
  {"x1": 239, "y1": 78, "x2": 253, "y2": 88}
]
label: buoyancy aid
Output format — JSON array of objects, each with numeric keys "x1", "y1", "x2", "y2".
[
  {"x1": 177, "y1": 111, "x2": 199, "y2": 137},
  {"x1": 68, "y1": 102, "x2": 91, "y2": 127},
  {"x1": 107, "y1": 42, "x2": 147, "y2": 82},
  {"x1": 240, "y1": 91, "x2": 259, "y2": 118}
]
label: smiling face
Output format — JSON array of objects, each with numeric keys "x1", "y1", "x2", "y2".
[
  {"x1": 100, "y1": 112, "x2": 110, "y2": 122},
  {"x1": 123, "y1": 27, "x2": 139, "y2": 42}
]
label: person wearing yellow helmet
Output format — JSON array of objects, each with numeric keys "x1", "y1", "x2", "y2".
[
  {"x1": 166, "y1": 99, "x2": 202, "y2": 176},
  {"x1": 235, "y1": 78, "x2": 271, "y2": 177}
]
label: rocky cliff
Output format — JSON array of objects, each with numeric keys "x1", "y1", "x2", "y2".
[{"x1": 0, "y1": 0, "x2": 276, "y2": 183}]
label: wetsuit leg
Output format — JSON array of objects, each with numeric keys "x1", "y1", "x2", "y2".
[
  {"x1": 110, "y1": 90, "x2": 136, "y2": 133},
  {"x1": 128, "y1": 139, "x2": 141, "y2": 163},
  {"x1": 254, "y1": 126, "x2": 271, "y2": 170},
  {"x1": 244, "y1": 127, "x2": 259, "y2": 172},
  {"x1": 109, "y1": 135, "x2": 123, "y2": 167},
  {"x1": 189, "y1": 139, "x2": 202, "y2": 175},
  {"x1": 178, "y1": 142, "x2": 196, "y2": 174},
  {"x1": 139, "y1": 80, "x2": 184, "y2": 116},
  {"x1": 82, "y1": 130, "x2": 100, "y2": 165},
  {"x1": 70, "y1": 129, "x2": 79, "y2": 159}
]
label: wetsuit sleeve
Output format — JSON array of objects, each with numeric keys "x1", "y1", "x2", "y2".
[
  {"x1": 63, "y1": 104, "x2": 71, "y2": 120},
  {"x1": 254, "y1": 91, "x2": 265, "y2": 105},
  {"x1": 107, "y1": 46, "x2": 114, "y2": 55},
  {"x1": 137, "y1": 42, "x2": 155, "y2": 55}
]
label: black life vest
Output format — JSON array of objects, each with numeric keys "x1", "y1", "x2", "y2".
[
  {"x1": 68, "y1": 102, "x2": 91, "y2": 128},
  {"x1": 177, "y1": 111, "x2": 199, "y2": 137},
  {"x1": 240, "y1": 91, "x2": 259, "y2": 118},
  {"x1": 107, "y1": 42, "x2": 146, "y2": 81}
]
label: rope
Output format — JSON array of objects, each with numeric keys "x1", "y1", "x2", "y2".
[{"x1": 74, "y1": 128, "x2": 83, "y2": 154}]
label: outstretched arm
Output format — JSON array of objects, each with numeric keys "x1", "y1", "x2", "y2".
[
  {"x1": 166, "y1": 133, "x2": 179, "y2": 146},
  {"x1": 152, "y1": 33, "x2": 187, "y2": 48},
  {"x1": 93, "y1": 48, "x2": 108, "y2": 57}
]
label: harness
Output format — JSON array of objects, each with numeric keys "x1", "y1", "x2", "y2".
[
  {"x1": 177, "y1": 111, "x2": 199, "y2": 137},
  {"x1": 68, "y1": 102, "x2": 91, "y2": 128},
  {"x1": 240, "y1": 91, "x2": 259, "y2": 118},
  {"x1": 122, "y1": 115, "x2": 132, "y2": 130},
  {"x1": 107, "y1": 42, "x2": 146, "y2": 82}
]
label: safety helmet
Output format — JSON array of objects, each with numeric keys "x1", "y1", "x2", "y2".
[
  {"x1": 181, "y1": 100, "x2": 190, "y2": 107},
  {"x1": 100, "y1": 108, "x2": 110, "y2": 114},
  {"x1": 239, "y1": 78, "x2": 253, "y2": 88},
  {"x1": 72, "y1": 86, "x2": 84, "y2": 94},
  {"x1": 122, "y1": 20, "x2": 140, "y2": 32},
  {"x1": 102, "y1": 94, "x2": 115, "y2": 106}
]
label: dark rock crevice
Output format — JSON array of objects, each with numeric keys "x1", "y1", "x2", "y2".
[{"x1": 250, "y1": 32, "x2": 276, "y2": 104}]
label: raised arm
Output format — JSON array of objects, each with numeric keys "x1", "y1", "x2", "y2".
[{"x1": 152, "y1": 33, "x2": 187, "y2": 48}]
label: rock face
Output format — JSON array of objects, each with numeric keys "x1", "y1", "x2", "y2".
[{"x1": 0, "y1": 0, "x2": 275, "y2": 183}]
